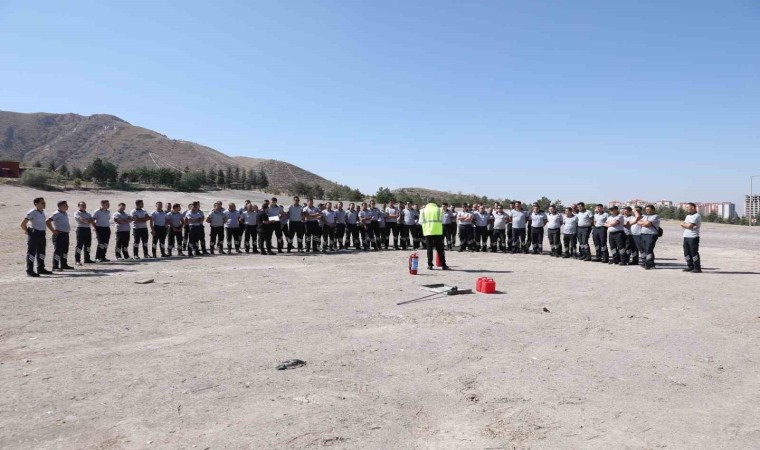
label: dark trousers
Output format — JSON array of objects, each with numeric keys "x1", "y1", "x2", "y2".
[
  {"x1": 168, "y1": 228, "x2": 183, "y2": 254},
  {"x1": 322, "y1": 225, "x2": 337, "y2": 249},
  {"x1": 444, "y1": 223, "x2": 457, "y2": 248},
  {"x1": 562, "y1": 233, "x2": 577, "y2": 255},
  {"x1": 379, "y1": 225, "x2": 389, "y2": 249},
  {"x1": 258, "y1": 227, "x2": 273, "y2": 253},
  {"x1": 115, "y1": 230, "x2": 130, "y2": 259},
  {"x1": 592, "y1": 227, "x2": 608, "y2": 260},
  {"x1": 305, "y1": 221, "x2": 321, "y2": 251},
  {"x1": 386, "y1": 222, "x2": 399, "y2": 248},
  {"x1": 226, "y1": 227, "x2": 241, "y2": 251},
  {"x1": 272, "y1": 224, "x2": 284, "y2": 251},
  {"x1": 511, "y1": 227, "x2": 527, "y2": 252},
  {"x1": 410, "y1": 224, "x2": 421, "y2": 249},
  {"x1": 577, "y1": 226, "x2": 591, "y2": 258},
  {"x1": 624, "y1": 233, "x2": 636, "y2": 263},
  {"x1": 608, "y1": 231, "x2": 625, "y2": 263},
  {"x1": 683, "y1": 237, "x2": 701, "y2": 270},
  {"x1": 52, "y1": 231, "x2": 70, "y2": 268},
  {"x1": 95, "y1": 226, "x2": 111, "y2": 260},
  {"x1": 458, "y1": 225, "x2": 474, "y2": 250},
  {"x1": 370, "y1": 222, "x2": 381, "y2": 249},
  {"x1": 26, "y1": 229, "x2": 46, "y2": 272},
  {"x1": 346, "y1": 223, "x2": 360, "y2": 249},
  {"x1": 425, "y1": 235, "x2": 446, "y2": 268},
  {"x1": 530, "y1": 227, "x2": 544, "y2": 253},
  {"x1": 152, "y1": 226, "x2": 167, "y2": 256},
  {"x1": 506, "y1": 224, "x2": 513, "y2": 251},
  {"x1": 361, "y1": 224, "x2": 376, "y2": 250},
  {"x1": 475, "y1": 226, "x2": 488, "y2": 250},
  {"x1": 188, "y1": 226, "x2": 203, "y2": 255},
  {"x1": 243, "y1": 225, "x2": 258, "y2": 252},
  {"x1": 640, "y1": 234, "x2": 658, "y2": 268},
  {"x1": 133, "y1": 228, "x2": 149, "y2": 257},
  {"x1": 400, "y1": 224, "x2": 412, "y2": 249},
  {"x1": 547, "y1": 228, "x2": 561, "y2": 255},
  {"x1": 210, "y1": 226, "x2": 224, "y2": 252},
  {"x1": 182, "y1": 225, "x2": 190, "y2": 250},
  {"x1": 75, "y1": 227, "x2": 92, "y2": 263},
  {"x1": 492, "y1": 228, "x2": 507, "y2": 251},
  {"x1": 289, "y1": 221, "x2": 305, "y2": 250},
  {"x1": 335, "y1": 224, "x2": 346, "y2": 248},
  {"x1": 632, "y1": 235, "x2": 643, "y2": 264}
]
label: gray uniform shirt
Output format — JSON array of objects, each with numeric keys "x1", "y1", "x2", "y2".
[
  {"x1": 303, "y1": 206, "x2": 321, "y2": 222},
  {"x1": 151, "y1": 210, "x2": 167, "y2": 227},
  {"x1": 577, "y1": 210, "x2": 593, "y2": 227},
  {"x1": 287, "y1": 205, "x2": 303, "y2": 222},
  {"x1": 442, "y1": 209, "x2": 455, "y2": 225},
  {"x1": 131, "y1": 209, "x2": 149, "y2": 229},
  {"x1": 607, "y1": 213, "x2": 625, "y2": 233},
  {"x1": 26, "y1": 209, "x2": 47, "y2": 231},
  {"x1": 346, "y1": 210, "x2": 359, "y2": 225},
  {"x1": 186, "y1": 210, "x2": 204, "y2": 227},
  {"x1": 385, "y1": 207, "x2": 399, "y2": 223},
  {"x1": 92, "y1": 209, "x2": 111, "y2": 227},
  {"x1": 402, "y1": 208, "x2": 417, "y2": 226},
  {"x1": 641, "y1": 214, "x2": 660, "y2": 235},
  {"x1": 563, "y1": 215, "x2": 578, "y2": 234},
  {"x1": 113, "y1": 211, "x2": 131, "y2": 232},
  {"x1": 359, "y1": 210, "x2": 373, "y2": 224},
  {"x1": 492, "y1": 211, "x2": 509, "y2": 229},
  {"x1": 457, "y1": 211, "x2": 473, "y2": 226},
  {"x1": 224, "y1": 210, "x2": 241, "y2": 228},
  {"x1": 510, "y1": 210, "x2": 527, "y2": 228},
  {"x1": 74, "y1": 210, "x2": 93, "y2": 228},
  {"x1": 684, "y1": 213, "x2": 701, "y2": 238},
  {"x1": 208, "y1": 210, "x2": 225, "y2": 227},
  {"x1": 530, "y1": 212, "x2": 547, "y2": 228},
  {"x1": 49, "y1": 210, "x2": 71, "y2": 232},
  {"x1": 322, "y1": 210, "x2": 337, "y2": 225},
  {"x1": 168, "y1": 212, "x2": 184, "y2": 228},
  {"x1": 474, "y1": 211, "x2": 489, "y2": 227},
  {"x1": 593, "y1": 212, "x2": 609, "y2": 227},
  {"x1": 242, "y1": 210, "x2": 258, "y2": 226},
  {"x1": 335, "y1": 209, "x2": 346, "y2": 225},
  {"x1": 546, "y1": 213, "x2": 562, "y2": 230}
]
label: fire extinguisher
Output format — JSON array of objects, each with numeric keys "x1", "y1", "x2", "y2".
[{"x1": 409, "y1": 252, "x2": 419, "y2": 275}]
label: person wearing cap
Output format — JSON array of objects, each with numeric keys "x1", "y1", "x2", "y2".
[
  {"x1": 241, "y1": 202, "x2": 259, "y2": 253},
  {"x1": 150, "y1": 201, "x2": 168, "y2": 258},
  {"x1": 224, "y1": 202, "x2": 242, "y2": 253},
  {"x1": 74, "y1": 201, "x2": 94, "y2": 265},
  {"x1": 46, "y1": 200, "x2": 74, "y2": 271},
  {"x1": 21, "y1": 197, "x2": 52, "y2": 277},
  {"x1": 456, "y1": 203, "x2": 475, "y2": 252},
  {"x1": 638, "y1": 204, "x2": 660, "y2": 270},
  {"x1": 385, "y1": 201, "x2": 401, "y2": 250},
  {"x1": 257, "y1": 203, "x2": 275, "y2": 255},
  {"x1": 167, "y1": 203, "x2": 186, "y2": 257},
  {"x1": 491, "y1": 203, "x2": 509, "y2": 252},
  {"x1": 130, "y1": 200, "x2": 151, "y2": 259},
  {"x1": 113, "y1": 202, "x2": 133, "y2": 260},
  {"x1": 545, "y1": 205, "x2": 563, "y2": 257},
  {"x1": 303, "y1": 197, "x2": 322, "y2": 252},
  {"x1": 345, "y1": 203, "x2": 361, "y2": 250},
  {"x1": 529, "y1": 203, "x2": 547, "y2": 255},
  {"x1": 92, "y1": 200, "x2": 112, "y2": 262},
  {"x1": 680, "y1": 202, "x2": 702, "y2": 273},
  {"x1": 575, "y1": 202, "x2": 593, "y2": 261},
  {"x1": 604, "y1": 206, "x2": 626, "y2": 265},
  {"x1": 420, "y1": 201, "x2": 450, "y2": 270},
  {"x1": 561, "y1": 206, "x2": 578, "y2": 258},
  {"x1": 286, "y1": 196, "x2": 305, "y2": 252}
]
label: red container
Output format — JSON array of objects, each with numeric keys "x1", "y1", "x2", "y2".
[
  {"x1": 482, "y1": 278, "x2": 496, "y2": 294},
  {"x1": 409, "y1": 253, "x2": 419, "y2": 275},
  {"x1": 476, "y1": 277, "x2": 485, "y2": 292},
  {"x1": 435, "y1": 251, "x2": 442, "y2": 267}
]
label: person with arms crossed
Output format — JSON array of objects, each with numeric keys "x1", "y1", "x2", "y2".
[
  {"x1": 21, "y1": 197, "x2": 52, "y2": 277},
  {"x1": 680, "y1": 202, "x2": 702, "y2": 273}
]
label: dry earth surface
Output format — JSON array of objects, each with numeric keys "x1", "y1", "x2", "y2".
[{"x1": 1, "y1": 185, "x2": 759, "y2": 450}]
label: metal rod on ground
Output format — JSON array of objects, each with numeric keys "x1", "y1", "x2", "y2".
[{"x1": 396, "y1": 292, "x2": 445, "y2": 306}]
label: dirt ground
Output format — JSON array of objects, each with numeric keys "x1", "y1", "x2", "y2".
[{"x1": 1, "y1": 185, "x2": 759, "y2": 450}]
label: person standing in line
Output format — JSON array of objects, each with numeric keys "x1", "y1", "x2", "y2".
[
  {"x1": 286, "y1": 196, "x2": 305, "y2": 252},
  {"x1": 345, "y1": 203, "x2": 361, "y2": 250},
  {"x1": 561, "y1": 207, "x2": 578, "y2": 258},
  {"x1": 491, "y1": 203, "x2": 509, "y2": 252},
  {"x1": 420, "y1": 201, "x2": 450, "y2": 270},
  {"x1": 621, "y1": 207, "x2": 635, "y2": 265},
  {"x1": 206, "y1": 202, "x2": 226, "y2": 254},
  {"x1": 46, "y1": 200, "x2": 74, "y2": 271},
  {"x1": 638, "y1": 204, "x2": 660, "y2": 270},
  {"x1": 591, "y1": 204, "x2": 609, "y2": 263},
  {"x1": 92, "y1": 200, "x2": 112, "y2": 262},
  {"x1": 130, "y1": 200, "x2": 151, "y2": 259},
  {"x1": 74, "y1": 201, "x2": 94, "y2": 265},
  {"x1": 528, "y1": 203, "x2": 547, "y2": 255},
  {"x1": 505, "y1": 201, "x2": 515, "y2": 252},
  {"x1": 680, "y1": 202, "x2": 702, "y2": 273},
  {"x1": 368, "y1": 200, "x2": 382, "y2": 250},
  {"x1": 335, "y1": 202, "x2": 347, "y2": 250},
  {"x1": 413, "y1": 204, "x2": 426, "y2": 249},
  {"x1": 269, "y1": 197, "x2": 285, "y2": 253},
  {"x1": 321, "y1": 202, "x2": 338, "y2": 252},
  {"x1": 358, "y1": 202, "x2": 375, "y2": 251},
  {"x1": 257, "y1": 203, "x2": 275, "y2": 255},
  {"x1": 241, "y1": 203, "x2": 259, "y2": 254},
  {"x1": 400, "y1": 202, "x2": 415, "y2": 250},
  {"x1": 628, "y1": 206, "x2": 644, "y2": 266},
  {"x1": 385, "y1": 201, "x2": 401, "y2": 250},
  {"x1": 184, "y1": 202, "x2": 205, "y2": 256},
  {"x1": 456, "y1": 203, "x2": 475, "y2": 252},
  {"x1": 575, "y1": 202, "x2": 593, "y2": 261},
  {"x1": 167, "y1": 203, "x2": 186, "y2": 257},
  {"x1": 509, "y1": 201, "x2": 528, "y2": 254},
  {"x1": 181, "y1": 203, "x2": 193, "y2": 251},
  {"x1": 150, "y1": 201, "x2": 168, "y2": 258},
  {"x1": 303, "y1": 198, "x2": 322, "y2": 252},
  {"x1": 473, "y1": 205, "x2": 490, "y2": 252},
  {"x1": 441, "y1": 203, "x2": 456, "y2": 250},
  {"x1": 545, "y1": 205, "x2": 563, "y2": 257},
  {"x1": 604, "y1": 206, "x2": 626, "y2": 265},
  {"x1": 20, "y1": 197, "x2": 52, "y2": 277},
  {"x1": 113, "y1": 203, "x2": 133, "y2": 260},
  {"x1": 224, "y1": 202, "x2": 242, "y2": 253},
  {"x1": 377, "y1": 203, "x2": 389, "y2": 249}
]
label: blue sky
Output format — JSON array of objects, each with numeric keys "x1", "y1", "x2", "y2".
[{"x1": 1, "y1": 1, "x2": 759, "y2": 211}]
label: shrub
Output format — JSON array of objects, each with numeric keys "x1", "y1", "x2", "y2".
[{"x1": 21, "y1": 169, "x2": 51, "y2": 188}]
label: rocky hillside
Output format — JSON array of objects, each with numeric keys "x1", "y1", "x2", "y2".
[{"x1": 233, "y1": 156, "x2": 341, "y2": 192}]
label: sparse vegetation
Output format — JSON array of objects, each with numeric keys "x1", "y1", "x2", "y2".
[{"x1": 21, "y1": 169, "x2": 53, "y2": 188}]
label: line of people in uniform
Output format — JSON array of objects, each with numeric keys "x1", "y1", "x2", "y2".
[{"x1": 20, "y1": 196, "x2": 702, "y2": 277}]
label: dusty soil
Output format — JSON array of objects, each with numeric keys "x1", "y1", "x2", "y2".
[{"x1": 1, "y1": 185, "x2": 759, "y2": 449}]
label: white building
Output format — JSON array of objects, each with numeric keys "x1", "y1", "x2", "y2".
[{"x1": 746, "y1": 195, "x2": 760, "y2": 219}]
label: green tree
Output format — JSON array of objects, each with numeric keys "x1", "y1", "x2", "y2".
[
  {"x1": 535, "y1": 196, "x2": 552, "y2": 211},
  {"x1": 83, "y1": 158, "x2": 118, "y2": 182},
  {"x1": 234, "y1": 166, "x2": 241, "y2": 183},
  {"x1": 375, "y1": 187, "x2": 393, "y2": 204},
  {"x1": 48, "y1": 159, "x2": 57, "y2": 172},
  {"x1": 225, "y1": 166, "x2": 233, "y2": 187},
  {"x1": 21, "y1": 169, "x2": 51, "y2": 188},
  {"x1": 71, "y1": 166, "x2": 83, "y2": 179},
  {"x1": 313, "y1": 183, "x2": 325, "y2": 200},
  {"x1": 217, "y1": 169, "x2": 225, "y2": 187},
  {"x1": 178, "y1": 171, "x2": 205, "y2": 191},
  {"x1": 59, "y1": 163, "x2": 69, "y2": 177},
  {"x1": 33, "y1": 161, "x2": 42, "y2": 168},
  {"x1": 258, "y1": 169, "x2": 269, "y2": 189}
]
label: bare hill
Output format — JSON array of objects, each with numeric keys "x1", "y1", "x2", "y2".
[{"x1": 233, "y1": 156, "x2": 340, "y2": 192}]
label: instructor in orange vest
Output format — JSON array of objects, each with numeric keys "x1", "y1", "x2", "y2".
[{"x1": 420, "y1": 201, "x2": 450, "y2": 271}]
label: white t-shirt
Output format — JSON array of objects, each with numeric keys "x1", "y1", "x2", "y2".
[
  {"x1": 562, "y1": 215, "x2": 578, "y2": 234},
  {"x1": 683, "y1": 213, "x2": 701, "y2": 238},
  {"x1": 530, "y1": 212, "x2": 547, "y2": 228},
  {"x1": 606, "y1": 214, "x2": 625, "y2": 233},
  {"x1": 510, "y1": 210, "x2": 527, "y2": 228},
  {"x1": 546, "y1": 213, "x2": 562, "y2": 230}
]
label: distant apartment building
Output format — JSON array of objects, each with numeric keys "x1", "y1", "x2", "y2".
[
  {"x1": 674, "y1": 201, "x2": 736, "y2": 219},
  {"x1": 746, "y1": 195, "x2": 760, "y2": 219},
  {"x1": 607, "y1": 198, "x2": 648, "y2": 208},
  {"x1": 654, "y1": 199, "x2": 673, "y2": 208}
]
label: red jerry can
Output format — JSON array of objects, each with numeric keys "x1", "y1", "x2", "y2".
[
  {"x1": 435, "y1": 251, "x2": 442, "y2": 267},
  {"x1": 482, "y1": 278, "x2": 496, "y2": 294}
]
